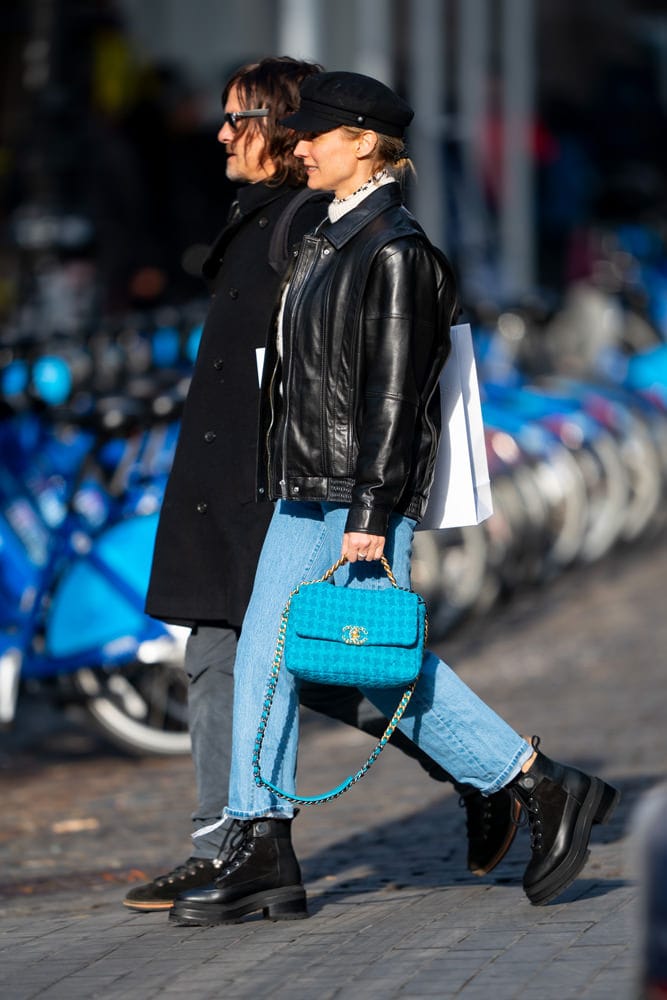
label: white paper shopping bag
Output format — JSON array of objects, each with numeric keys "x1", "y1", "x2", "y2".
[
  {"x1": 256, "y1": 347, "x2": 266, "y2": 386},
  {"x1": 418, "y1": 323, "x2": 493, "y2": 530}
]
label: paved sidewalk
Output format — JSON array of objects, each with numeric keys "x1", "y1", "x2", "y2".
[{"x1": 1, "y1": 540, "x2": 665, "y2": 999}]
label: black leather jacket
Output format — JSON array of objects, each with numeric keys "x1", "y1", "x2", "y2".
[{"x1": 257, "y1": 182, "x2": 458, "y2": 536}]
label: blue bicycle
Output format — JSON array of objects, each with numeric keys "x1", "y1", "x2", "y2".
[{"x1": 0, "y1": 350, "x2": 191, "y2": 755}]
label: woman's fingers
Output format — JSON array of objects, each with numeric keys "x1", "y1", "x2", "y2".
[{"x1": 342, "y1": 532, "x2": 385, "y2": 562}]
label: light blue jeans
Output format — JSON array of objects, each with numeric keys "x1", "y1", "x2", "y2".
[{"x1": 226, "y1": 501, "x2": 531, "y2": 820}]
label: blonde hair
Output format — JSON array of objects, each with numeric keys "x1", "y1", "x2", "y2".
[{"x1": 340, "y1": 127, "x2": 415, "y2": 181}]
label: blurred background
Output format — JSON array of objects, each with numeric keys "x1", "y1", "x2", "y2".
[
  {"x1": 1, "y1": 0, "x2": 666, "y2": 322},
  {"x1": 1, "y1": 0, "x2": 667, "y2": 756},
  {"x1": 2, "y1": 8, "x2": 666, "y2": 988}
]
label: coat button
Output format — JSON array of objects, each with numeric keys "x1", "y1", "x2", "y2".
[
  {"x1": 229, "y1": 287, "x2": 239, "y2": 299},
  {"x1": 258, "y1": 487, "x2": 265, "y2": 495},
  {"x1": 258, "y1": 217, "x2": 269, "y2": 228},
  {"x1": 322, "y1": 248, "x2": 330, "y2": 255},
  {"x1": 196, "y1": 502, "x2": 208, "y2": 514},
  {"x1": 204, "y1": 430, "x2": 216, "y2": 443},
  {"x1": 292, "y1": 485, "x2": 300, "y2": 494},
  {"x1": 213, "y1": 358, "x2": 224, "y2": 370}
]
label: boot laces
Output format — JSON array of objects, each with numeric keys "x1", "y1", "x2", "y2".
[
  {"x1": 215, "y1": 821, "x2": 253, "y2": 875},
  {"x1": 513, "y1": 735, "x2": 544, "y2": 849},
  {"x1": 154, "y1": 857, "x2": 210, "y2": 886},
  {"x1": 461, "y1": 789, "x2": 527, "y2": 845},
  {"x1": 521, "y1": 794, "x2": 544, "y2": 851},
  {"x1": 459, "y1": 793, "x2": 494, "y2": 839}
]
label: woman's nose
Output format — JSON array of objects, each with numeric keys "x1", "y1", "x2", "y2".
[{"x1": 293, "y1": 140, "x2": 310, "y2": 158}]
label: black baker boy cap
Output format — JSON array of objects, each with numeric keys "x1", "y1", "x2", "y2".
[{"x1": 280, "y1": 71, "x2": 414, "y2": 138}]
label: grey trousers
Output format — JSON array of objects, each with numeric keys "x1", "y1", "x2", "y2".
[{"x1": 185, "y1": 624, "x2": 457, "y2": 858}]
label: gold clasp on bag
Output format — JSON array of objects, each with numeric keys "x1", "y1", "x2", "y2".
[
  {"x1": 342, "y1": 624, "x2": 368, "y2": 645},
  {"x1": 253, "y1": 553, "x2": 426, "y2": 805}
]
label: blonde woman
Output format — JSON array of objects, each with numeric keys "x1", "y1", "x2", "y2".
[{"x1": 171, "y1": 72, "x2": 618, "y2": 927}]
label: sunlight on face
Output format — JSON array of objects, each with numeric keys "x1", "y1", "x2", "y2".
[
  {"x1": 217, "y1": 85, "x2": 276, "y2": 184},
  {"x1": 293, "y1": 128, "x2": 375, "y2": 198}
]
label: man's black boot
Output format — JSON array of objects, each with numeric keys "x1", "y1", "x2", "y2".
[
  {"x1": 510, "y1": 742, "x2": 620, "y2": 905},
  {"x1": 169, "y1": 816, "x2": 307, "y2": 926},
  {"x1": 123, "y1": 820, "x2": 247, "y2": 912},
  {"x1": 381, "y1": 725, "x2": 520, "y2": 876},
  {"x1": 459, "y1": 788, "x2": 521, "y2": 876},
  {"x1": 123, "y1": 857, "x2": 223, "y2": 911}
]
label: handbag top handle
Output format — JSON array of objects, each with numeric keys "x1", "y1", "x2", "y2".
[
  {"x1": 316, "y1": 553, "x2": 399, "y2": 587},
  {"x1": 253, "y1": 553, "x2": 427, "y2": 806},
  {"x1": 293, "y1": 553, "x2": 428, "y2": 650}
]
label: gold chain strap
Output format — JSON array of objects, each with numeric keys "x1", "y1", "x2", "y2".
[
  {"x1": 303, "y1": 554, "x2": 427, "y2": 642},
  {"x1": 318, "y1": 553, "x2": 397, "y2": 586},
  {"x1": 252, "y1": 554, "x2": 425, "y2": 805}
]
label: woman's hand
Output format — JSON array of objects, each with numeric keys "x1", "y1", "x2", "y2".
[{"x1": 342, "y1": 532, "x2": 385, "y2": 563}]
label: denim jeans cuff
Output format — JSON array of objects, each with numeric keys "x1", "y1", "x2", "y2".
[
  {"x1": 223, "y1": 806, "x2": 295, "y2": 821},
  {"x1": 482, "y1": 740, "x2": 533, "y2": 795}
]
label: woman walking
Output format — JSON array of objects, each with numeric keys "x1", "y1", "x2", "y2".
[{"x1": 170, "y1": 71, "x2": 619, "y2": 926}]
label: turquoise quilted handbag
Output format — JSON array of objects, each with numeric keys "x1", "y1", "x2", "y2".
[
  {"x1": 285, "y1": 567, "x2": 425, "y2": 687},
  {"x1": 253, "y1": 556, "x2": 427, "y2": 805}
]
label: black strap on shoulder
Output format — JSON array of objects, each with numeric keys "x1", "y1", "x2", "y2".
[{"x1": 268, "y1": 188, "x2": 325, "y2": 275}]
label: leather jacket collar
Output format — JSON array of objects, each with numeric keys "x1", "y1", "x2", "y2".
[
  {"x1": 257, "y1": 179, "x2": 458, "y2": 533},
  {"x1": 319, "y1": 182, "x2": 406, "y2": 249}
]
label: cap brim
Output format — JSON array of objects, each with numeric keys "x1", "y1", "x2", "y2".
[{"x1": 279, "y1": 108, "x2": 339, "y2": 134}]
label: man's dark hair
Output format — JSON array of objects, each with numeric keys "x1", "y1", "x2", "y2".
[{"x1": 222, "y1": 56, "x2": 323, "y2": 186}]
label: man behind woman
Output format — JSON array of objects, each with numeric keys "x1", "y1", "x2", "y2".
[
  {"x1": 126, "y1": 57, "x2": 518, "y2": 915},
  {"x1": 168, "y1": 70, "x2": 619, "y2": 927}
]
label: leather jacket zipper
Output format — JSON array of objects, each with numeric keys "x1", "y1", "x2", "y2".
[
  {"x1": 280, "y1": 237, "x2": 321, "y2": 493},
  {"x1": 264, "y1": 359, "x2": 280, "y2": 495}
]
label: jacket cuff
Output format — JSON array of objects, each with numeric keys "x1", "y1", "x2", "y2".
[{"x1": 344, "y1": 506, "x2": 389, "y2": 536}]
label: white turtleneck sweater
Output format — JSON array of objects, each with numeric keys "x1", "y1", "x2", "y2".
[{"x1": 327, "y1": 169, "x2": 394, "y2": 222}]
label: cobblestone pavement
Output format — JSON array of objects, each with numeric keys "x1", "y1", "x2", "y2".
[{"x1": 1, "y1": 539, "x2": 665, "y2": 999}]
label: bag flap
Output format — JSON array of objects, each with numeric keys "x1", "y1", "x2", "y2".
[{"x1": 290, "y1": 584, "x2": 422, "y2": 648}]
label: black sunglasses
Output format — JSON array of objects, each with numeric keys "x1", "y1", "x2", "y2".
[{"x1": 223, "y1": 109, "x2": 270, "y2": 130}]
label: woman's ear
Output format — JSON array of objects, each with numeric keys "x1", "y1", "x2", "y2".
[{"x1": 355, "y1": 130, "x2": 379, "y2": 159}]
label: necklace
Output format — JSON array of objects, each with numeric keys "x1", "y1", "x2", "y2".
[{"x1": 332, "y1": 169, "x2": 389, "y2": 205}]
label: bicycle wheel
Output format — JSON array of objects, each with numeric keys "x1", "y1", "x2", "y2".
[
  {"x1": 530, "y1": 445, "x2": 589, "y2": 573},
  {"x1": 73, "y1": 626, "x2": 191, "y2": 756},
  {"x1": 413, "y1": 526, "x2": 488, "y2": 639},
  {"x1": 615, "y1": 414, "x2": 663, "y2": 542},
  {"x1": 573, "y1": 430, "x2": 629, "y2": 563},
  {"x1": 473, "y1": 470, "x2": 527, "y2": 612}
]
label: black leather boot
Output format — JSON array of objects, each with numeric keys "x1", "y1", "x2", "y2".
[
  {"x1": 374, "y1": 724, "x2": 521, "y2": 876},
  {"x1": 123, "y1": 857, "x2": 223, "y2": 911},
  {"x1": 123, "y1": 819, "x2": 248, "y2": 911},
  {"x1": 169, "y1": 816, "x2": 307, "y2": 926},
  {"x1": 510, "y1": 742, "x2": 619, "y2": 905},
  {"x1": 459, "y1": 788, "x2": 522, "y2": 876}
]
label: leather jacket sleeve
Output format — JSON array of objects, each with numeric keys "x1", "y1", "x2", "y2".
[{"x1": 344, "y1": 240, "x2": 449, "y2": 536}]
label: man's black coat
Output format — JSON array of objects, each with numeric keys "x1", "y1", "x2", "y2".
[{"x1": 145, "y1": 181, "x2": 327, "y2": 627}]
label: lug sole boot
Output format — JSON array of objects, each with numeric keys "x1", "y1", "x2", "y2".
[
  {"x1": 123, "y1": 857, "x2": 223, "y2": 911},
  {"x1": 169, "y1": 816, "x2": 308, "y2": 926},
  {"x1": 461, "y1": 781, "x2": 616, "y2": 879},
  {"x1": 511, "y1": 747, "x2": 620, "y2": 906},
  {"x1": 385, "y1": 726, "x2": 522, "y2": 877},
  {"x1": 460, "y1": 788, "x2": 523, "y2": 876},
  {"x1": 122, "y1": 819, "x2": 249, "y2": 911}
]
